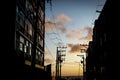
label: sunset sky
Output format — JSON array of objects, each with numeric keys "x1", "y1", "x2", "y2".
[{"x1": 44, "y1": 0, "x2": 106, "y2": 76}]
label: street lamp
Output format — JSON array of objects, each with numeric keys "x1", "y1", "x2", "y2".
[
  {"x1": 77, "y1": 54, "x2": 85, "y2": 80},
  {"x1": 77, "y1": 44, "x2": 88, "y2": 80},
  {"x1": 77, "y1": 55, "x2": 85, "y2": 76}
]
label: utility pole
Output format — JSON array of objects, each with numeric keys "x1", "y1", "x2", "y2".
[
  {"x1": 77, "y1": 55, "x2": 84, "y2": 80},
  {"x1": 77, "y1": 44, "x2": 88, "y2": 80},
  {"x1": 56, "y1": 46, "x2": 66, "y2": 80},
  {"x1": 56, "y1": 47, "x2": 59, "y2": 80}
]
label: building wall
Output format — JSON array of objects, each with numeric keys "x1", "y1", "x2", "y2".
[
  {"x1": 15, "y1": 0, "x2": 45, "y2": 69},
  {"x1": 86, "y1": 0, "x2": 119, "y2": 80},
  {"x1": 1, "y1": 0, "x2": 51, "y2": 80}
]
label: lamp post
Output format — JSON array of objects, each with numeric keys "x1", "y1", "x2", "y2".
[
  {"x1": 78, "y1": 44, "x2": 88, "y2": 80},
  {"x1": 77, "y1": 54, "x2": 84, "y2": 80}
]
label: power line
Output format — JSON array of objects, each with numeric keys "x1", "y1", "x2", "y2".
[
  {"x1": 45, "y1": 44, "x2": 56, "y2": 60},
  {"x1": 90, "y1": 0, "x2": 106, "y2": 27},
  {"x1": 48, "y1": 1, "x2": 64, "y2": 45}
]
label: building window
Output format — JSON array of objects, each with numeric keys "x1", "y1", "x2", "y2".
[
  {"x1": 26, "y1": 0, "x2": 32, "y2": 11},
  {"x1": 37, "y1": 35, "x2": 44, "y2": 47},
  {"x1": 40, "y1": 53, "x2": 44, "y2": 65},
  {"x1": 25, "y1": 18, "x2": 34, "y2": 40},
  {"x1": 24, "y1": 45, "x2": 27, "y2": 53},
  {"x1": 26, "y1": 0, "x2": 34, "y2": 20},
  {"x1": 38, "y1": 35, "x2": 40, "y2": 43},
  {"x1": 41, "y1": 25, "x2": 44, "y2": 35},
  {"x1": 20, "y1": 42, "x2": 23, "y2": 51},
  {"x1": 36, "y1": 49, "x2": 39, "y2": 60},
  {"x1": 38, "y1": 20, "x2": 42, "y2": 30},
  {"x1": 40, "y1": 38, "x2": 43, "y2": 47},
  {"x1": 26, "y1": 40, "x2": 29, "y2": 46},
  {"x1": 28, "y1": 23, "x2": 33, "y2": 36},
  {"x1": 36, "y1": 49, "x2": 44, "y2": 65},
  {"x1": 24, "y1": 40, "x2": 32, "y2": 61},
  {"x1": 29, "y1": 43, "x2": 32, "y2": 55},
  {"x1": 19, "y1": 36, "x2": 24, "y2": 51},
  {"x1": 16, "y1": 5, "x2": 19, "y2": 13},
  {"x1": 20, "y1": 36, "x2": 24, "y2": 43},
  {"x1": 25, "y1": 19, "x2": 28, "y2": 32},
  {"x1": 16, "y1": 9, "x2": 25, "y2": 28}
]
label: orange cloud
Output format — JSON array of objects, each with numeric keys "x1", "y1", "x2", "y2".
[
  {"x1": 45, "y1": 14, "x2": 93, "y2": 43},
  {"x1": 56, "y1": 21, "x2": 66, "y2": 33},
  {"x1": 65, "y1": 27, "x2": 93, "y2": 41},
  {"x1": 66, "y1": 29, "x2": 81, "y2": 39},
  {"x1": 58, "y1": 14, "x2": 72, "y2": 22},
  {"x1": 45, "y1": 14, "x2": 72, "y2": 33},
  {"x1": 45, "y1": 19, "x2": 55, "y2": 32},
  {"x1": 79, "y1": 27, "x2": 93, "y2": 41},
  {"x1": 45, "y1": 18, "x2": 67, "y2": 33},
  {"x1": 67, "y1": 43, "x2": 87, "y2": 53}
]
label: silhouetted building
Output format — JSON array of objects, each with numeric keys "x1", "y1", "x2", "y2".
[
  {"x1": 86, "y1": 41, "x2": 95, "y2": 80},
  {"x1": 86, "y1": 0, "x2": 119, "y2": 80},
  {"x1": 1, "y1": 0, "x2": 51, "y2": 80},
  {"x1": 45, "y1": 64, "x2": 52, "y2": 80}
]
